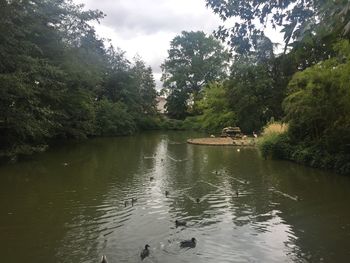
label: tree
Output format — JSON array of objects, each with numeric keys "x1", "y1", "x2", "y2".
[
  {"x1": 161, "y1": 31, "x2": 230, "y2": 118},
  {"x1": 205, "y1": 0, "x2": 350, "y2": 54},
  {"x1": 197, "y1": 82, "x2": 236, "y2": 132},
  {"x1": 226, "y1": 56, "x2": 274, "y2": 133},
  {"x1": 0, "y1": 0, "x2": 159, "y2": 159},
  {"x1": 130, "y1": 56, "x2": 157, "y2": 115},
  {"x1": 283, "y1": 40, "x2": 350, "y2": 153}
]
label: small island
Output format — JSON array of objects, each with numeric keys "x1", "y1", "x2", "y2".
[{"x1": 187, "y1": 127, "x2": 256, "y2": 146}]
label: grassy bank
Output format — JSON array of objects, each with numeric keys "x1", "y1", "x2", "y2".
[{"x1": 258, "y1": 122, "x2": 350, "y2": 175}]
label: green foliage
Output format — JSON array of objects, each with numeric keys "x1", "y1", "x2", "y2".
[
  {"x1": 258, "y1": 40, "x2": 350, "y2": 174},
  {"x1": 163, "y1": 88, "x2": 189, "y2": 119},
  {"x1": 225, "y1": 56, "x2": 276, "y2": 133},
  {"x1": 196, "y1": 83, "x2": 236, "y2": 133},
  {"x1": 161, "y1": 31, "x2": 230, "y2": 118},
  {"x1": 158, "y1": 118, "x2": 185, "y2": 131},
  {"x1": 182, "y1": 116, "x2": 202, "y2": 131},
  {"x1": 95, "y1": 100, "x2": 136, "y2": 136},
  {"x1": 206, "y1": 0, "x2": 350, "y2": 54},
  {"x1": 258, "y1": 133, "x2": 292, "y2": 160},
  {"x1": 0, "y1": 0, "x2": 158, "y2": 159},
  {"x1": 283, "y1": 40, "x2": 350, "y2": 153},
  {"x1": 131, "y1": 56, "x2": 158, "y2": 115}
]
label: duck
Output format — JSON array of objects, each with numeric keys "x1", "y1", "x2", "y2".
[
  {"x1": 150, "y1": 177, "x2": 154, "y2": 181},
  {"x1": 175, "y1": 219, "x2": 186, "y2": 227},
  {"x1": 131, "y1": 197, "x2": 137, "y2": 205},
  {"x1": 101, "y1": 255, "x2": 108, "y2": 263},
  {"x1": 180, "y1": 238, "x2": 196, "y2": 248},
  {"x1": 165, "y1": 190, "x2": 169, "y2": 197},
  {"x1": 140, "y1": 244, "x2": 150, "y2": 260}
]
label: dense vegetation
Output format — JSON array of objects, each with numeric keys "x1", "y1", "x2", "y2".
[
  {"x1": 161, "y1": 31, "x2": 230, "y2": 119},
  {"x1": 0, "y1": 0, "x2": 158, "y2": 160},
  {"x1": 264, "y1": 41, "x2": 350, "y2": 174},
  {"x1": 159, "y1": 1, "x2": 350, "y2": 174},
  {"x1": 1, "y1": 0, "x2": 349, "y2": 174}
]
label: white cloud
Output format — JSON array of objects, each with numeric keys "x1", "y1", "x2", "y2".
[
  {"x1": 73, "y1": 0, "x2": 284, "y2": 89},
  {"x1": 73, "y1": 0, "x2": 222, "y2": 89}
]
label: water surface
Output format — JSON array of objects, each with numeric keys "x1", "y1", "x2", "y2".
[{"x1": 1, "y1": 131, "x2": 350, "y2": 262}]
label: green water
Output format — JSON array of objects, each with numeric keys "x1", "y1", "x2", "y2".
[{"x1": 0, "y1": 131, "x2": 350, "y2": 262}]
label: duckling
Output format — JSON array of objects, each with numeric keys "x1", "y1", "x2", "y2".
[
  {"x1": 175, "y1": 219, "x2": 186, "y2": 227},
  {"x1": 101, "y1": 255, "x2": 108, "y2": 263},
  {"x1": 165, "y1": 190, "x2": 169, "y2": 197},
  {"x1": 140, "y1": 244, "x2": 150, "y2": 260},
  {"x1": 180, "y1": 237, "x2": 196, "y2": 248}
]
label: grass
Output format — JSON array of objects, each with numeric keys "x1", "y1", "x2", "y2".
[{"x1": 261, "y1": 122, "x2": 288, "y2": 136}]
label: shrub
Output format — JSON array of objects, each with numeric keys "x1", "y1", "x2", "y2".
[
  {"x1": 258, "y1": 122, "x2": 291, "y2": 159},
  {"x1": 95, "y1": 100, "x2": 136, "y2": 136},
  {"x1": 258, "y1": 132, "x2": 292, "y2": 159}
]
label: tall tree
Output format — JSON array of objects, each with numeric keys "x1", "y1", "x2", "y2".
[
  {"x1": 161, "y1": 31, "x2": 230, "y2": 118},
  {"x1": 131, "y1": 56, "x2": 157, "y2": 115},
  {"x1": 205, "y1": 0, "x2": 350, "y2": 53},
  {"x1": 0, "y1": 0, "x2": 158, "y2": 159}
]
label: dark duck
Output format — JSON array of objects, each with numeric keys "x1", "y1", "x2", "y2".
[
  {"x1": 180, "y1": 238, "x2": 196, "y2": 248},
  {"x1": 140, "y1": 244, "x2": 150, "y2": 260},
  {"x1": 175, "y1": 219, "x2": 186, "y2": 227}
]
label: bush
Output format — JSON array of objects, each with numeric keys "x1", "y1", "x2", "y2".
[
  {"x1": 182, "y1": 116, "x2": 202, "y2": 130},
  {"x1": 135, "y1": 115, "x2": 160, "y2": 130},
  {"x1": 258, "y1": 132, "x2": 292, "y2": 159},
  {"x1": 158, "y1": 118, "x2": 185, "y2": 130},
  {"x1": 95, "y1": 100, "x2": 136, "y2": 136}
]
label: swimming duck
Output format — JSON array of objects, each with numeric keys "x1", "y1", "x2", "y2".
[
  {"x1": 165, "y1": 191, "x2": 169, "y2": 197},
  {"x1": 175, "y1": 219, "x2": 186, "y2": 227},
  {"x1": 131, "y1": 197, "x2": 137, "y2": 205},
  {"x1": 150, "y1": 177, "x2": 154, "y2": 181},
  {"x1": 180, "y1": 238, "x2": 196, "y2": 248},
  {"x1": 140, "y1": 244, "x2": 150, "y2": 260},
  {"x1": 101, "y1": 255, "x2": 108, "y2": 263}
]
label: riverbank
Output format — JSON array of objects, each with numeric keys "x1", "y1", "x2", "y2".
[{"x1": 258, "y1": 132, "x2": 350, "y2": 175}]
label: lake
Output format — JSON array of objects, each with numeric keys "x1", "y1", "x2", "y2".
[{"x1": 1, "y1": 131, "x2": 350, "y2": 262}]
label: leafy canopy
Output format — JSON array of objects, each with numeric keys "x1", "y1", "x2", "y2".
[
  {"x1": 161, "y1": 31, "x2": 230, "y2": 119},
  {"x1": 206, "y1": 0, "x2": 350, "y2": 53}
]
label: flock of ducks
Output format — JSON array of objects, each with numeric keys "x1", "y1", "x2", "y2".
[{"x1": 102, "y1": 189, "x2": 197, "y2": 262}]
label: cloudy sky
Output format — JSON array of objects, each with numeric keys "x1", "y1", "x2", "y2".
[{"x1": 73, "y1": 0, "x2": 283, "y2": 89}]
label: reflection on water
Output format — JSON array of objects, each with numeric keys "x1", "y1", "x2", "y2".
[{"x1": 0, "y1": 131, "x2": 350, "y2": 262}]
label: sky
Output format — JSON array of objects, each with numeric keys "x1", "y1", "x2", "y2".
[{"x1": 73, "y1": 0, "x2": 283, "y2": 89}]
